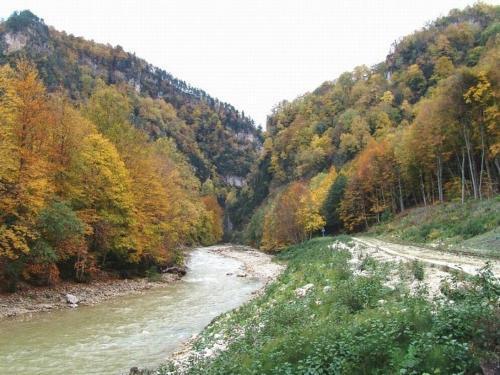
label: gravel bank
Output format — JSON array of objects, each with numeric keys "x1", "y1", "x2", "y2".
[{"x1": 0, "y1": 273, "x2": 181, "y2": 320}]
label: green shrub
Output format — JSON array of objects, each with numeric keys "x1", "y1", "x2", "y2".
[
  {"x1": 410, "y1": 260, "x2": 425, "y2": 281},
  {"x1": 145, "y1": 266, "x2": 161, "y2": 282}
]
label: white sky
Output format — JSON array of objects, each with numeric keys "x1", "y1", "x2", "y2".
[{"x1": 1, "y1": 0, "x2": 496, "y2": 126}]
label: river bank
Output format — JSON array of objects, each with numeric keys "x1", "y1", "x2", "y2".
[
  {"x1": 207, "y1": 245, "x2": 284, "y2": 283},
  {"x1": 0, "y1": 245, "x2": 283, "y2": 321},
  {"x1": 0, "y1": 272, "x2": 182, "y2": 320},
  {"x1": 146, "y1": 245, "x2": 284, "y2": 375}
]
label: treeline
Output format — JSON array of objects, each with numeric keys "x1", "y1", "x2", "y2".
[
  {"x1": 0, "y1": 61, "x2": 223, "y2": 291},
  {"x1": 0, "y1": 10, "x2": 262, "y2": 183},
  {"x1": 229, "y1": 2, "x2": 499, "y2": 250}
]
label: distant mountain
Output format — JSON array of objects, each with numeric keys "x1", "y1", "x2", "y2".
[{"x1": 0, "y1": 10, "x2": 262, "y2": 184}]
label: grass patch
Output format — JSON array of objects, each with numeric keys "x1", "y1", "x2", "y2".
[{"x1": 156, "y1": 237, "x2": 499, "y2": 374}]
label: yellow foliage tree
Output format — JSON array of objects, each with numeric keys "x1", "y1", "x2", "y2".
[
  {"x1": 68, "y1": 133, "x2": 137, "y2": 264},
  {"x1": 0, "y1": 61, "x2": 53, "y2": 264}
]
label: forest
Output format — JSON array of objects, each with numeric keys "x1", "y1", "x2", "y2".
[
  {"x1": 0, "y1": 4, "x2": 499, "y2": 291},
  {"x1": 0, "y1": 10, "x2": 266, "y2": 291},
  {"x1": 228, "y1": 2, "x2": 500, "y2": 251},
  {"x1": 0, "y1": 10, "x2": 262, "y2": 184},
  {"x1": 0, "y1": 59, "x2": 226, "y2": 290}
]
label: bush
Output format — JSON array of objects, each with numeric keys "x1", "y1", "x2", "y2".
[
  {"x1": 458, "y1": 217, "x2": 488, "y2": 238},
  {"x1": 410, "y1": 260, "x2": 425, "y2": 281},
  {"x1": 145, "y1": 266, "x2": 161, "y2": 282}
]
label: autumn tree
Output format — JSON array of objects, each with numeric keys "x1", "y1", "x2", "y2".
[{"x1": 0, "y1": 61, "x2": 53, "y2": 288}]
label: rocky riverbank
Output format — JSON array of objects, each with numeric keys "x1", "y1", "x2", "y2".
[
  {"x1": 208, "y1": 245, "x2": 284, "y2": 283},
  {"x1": 0, "y1": 272, "x2": 181, "y2": 320}
]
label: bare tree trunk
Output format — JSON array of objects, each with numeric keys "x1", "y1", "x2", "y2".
[
  {"x1": 461, "y1": 148, "x2": 466, "y2": 204},
  {"x1": 436, "y1": 154, "x2": 444, "y2": 202},
  {"x1": 420, "y1": 172, "x2": 427, "y2": 207},
  {"x1": 397, "y1": 170, "x2": 405, "y2": 212},
  {"x1": 430, "y1": 173, "x2": 435, "y2": 203},
  {"x1": 390, "y1": 186, "x2": 397, "y2": 213},
  {"x1": 494, "y1": 157, "x2": 500, "y2": 176},
  {"x1": 480, "y1": 123, "x2": 493, "y2": 197},
  {"x1": 478, "y1": 124, "x2": 486, "y2": 200},
  {"x1": 380, "y1": 186, "x2": 387, "y2": 209},
  {"x1": 361, "y1": 195, "x2": 369, "y2": 230},
  {"x1": 463, "y1": 123, "x2": 478, "y2": 199}
]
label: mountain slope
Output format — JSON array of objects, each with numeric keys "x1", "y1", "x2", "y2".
[
  {"x1": 229, "y1": 2, "x2": 500, "y2": 249},
  {"x1": 0, "y1": 10, "x2": 261, "y2": 290},
  {"x1": 0, "y1": 10, "x2": 262, "y2": 183}
]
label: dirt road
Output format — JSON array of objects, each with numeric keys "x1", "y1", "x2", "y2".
[{"x1": 353, "y1": 237, "x2": 500, "y2": 277}]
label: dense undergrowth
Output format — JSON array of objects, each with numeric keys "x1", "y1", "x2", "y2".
[
  {"x1": 369, "y1": 197, "x2": 500, "y2": 257},
  {"x1": 157, "y1": 237, "x2": 499, "y2": 374}
]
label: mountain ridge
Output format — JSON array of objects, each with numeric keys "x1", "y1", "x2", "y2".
[{"x1": 0, "y1": 10, "x2": 262, "y2": 184}]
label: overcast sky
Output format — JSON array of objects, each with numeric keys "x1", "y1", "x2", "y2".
[{"x1": 1, "y1": 0, "x2": 495, "y2": 126}]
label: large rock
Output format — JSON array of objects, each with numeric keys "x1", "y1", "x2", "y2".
[{"x1": 65, "y1": 293, "x2": 79, "y2": 305}]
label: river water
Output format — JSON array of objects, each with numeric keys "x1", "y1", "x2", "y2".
[{"x1": 0, "y1": 248, "x2": 262, "y2": 375}]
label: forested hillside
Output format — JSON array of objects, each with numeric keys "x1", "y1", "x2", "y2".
[
  {"x1": 1, "y1": 4, "x2": 499, "y2": 291},
  {"x1": 0, "y1": 60, "x2": 226, "y2": 291},
  {"x1": 0, "y1": 11, "x2": 262, "y2": 291},
  {"x1": 0, "y1": 10, "x2": 262, "y2": 184},
  {"x1": 230, "y1": 3, "x2": 500, "y2": 250}
]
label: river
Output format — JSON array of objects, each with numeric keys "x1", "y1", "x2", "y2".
[{"x1": 0, "y1": 247, "x2": 263, "y2": 374}]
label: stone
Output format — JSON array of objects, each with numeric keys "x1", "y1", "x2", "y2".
[
  {"x1": 480, "y1": 359, "x2": 500, "y2": 375},
  {"x1": 323, "y1": 286, "x2": 332, "y2": 293},
  {"x1": 236, "y1": 273, "x2": 247, "y2": 277},
  {"x1": 65, "y1": 294, "x2": 79, "y2": 305},
  {"x1": 159, "y1": 266, "x2": 187, "y2": 276},
  {"x1": 295, "y1": 283, "x2": 314, "y2": 297}
]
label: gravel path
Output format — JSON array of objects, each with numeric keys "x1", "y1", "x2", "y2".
[{"x1": 353, "y1": 237, "x2": 500, "y2": 277}]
